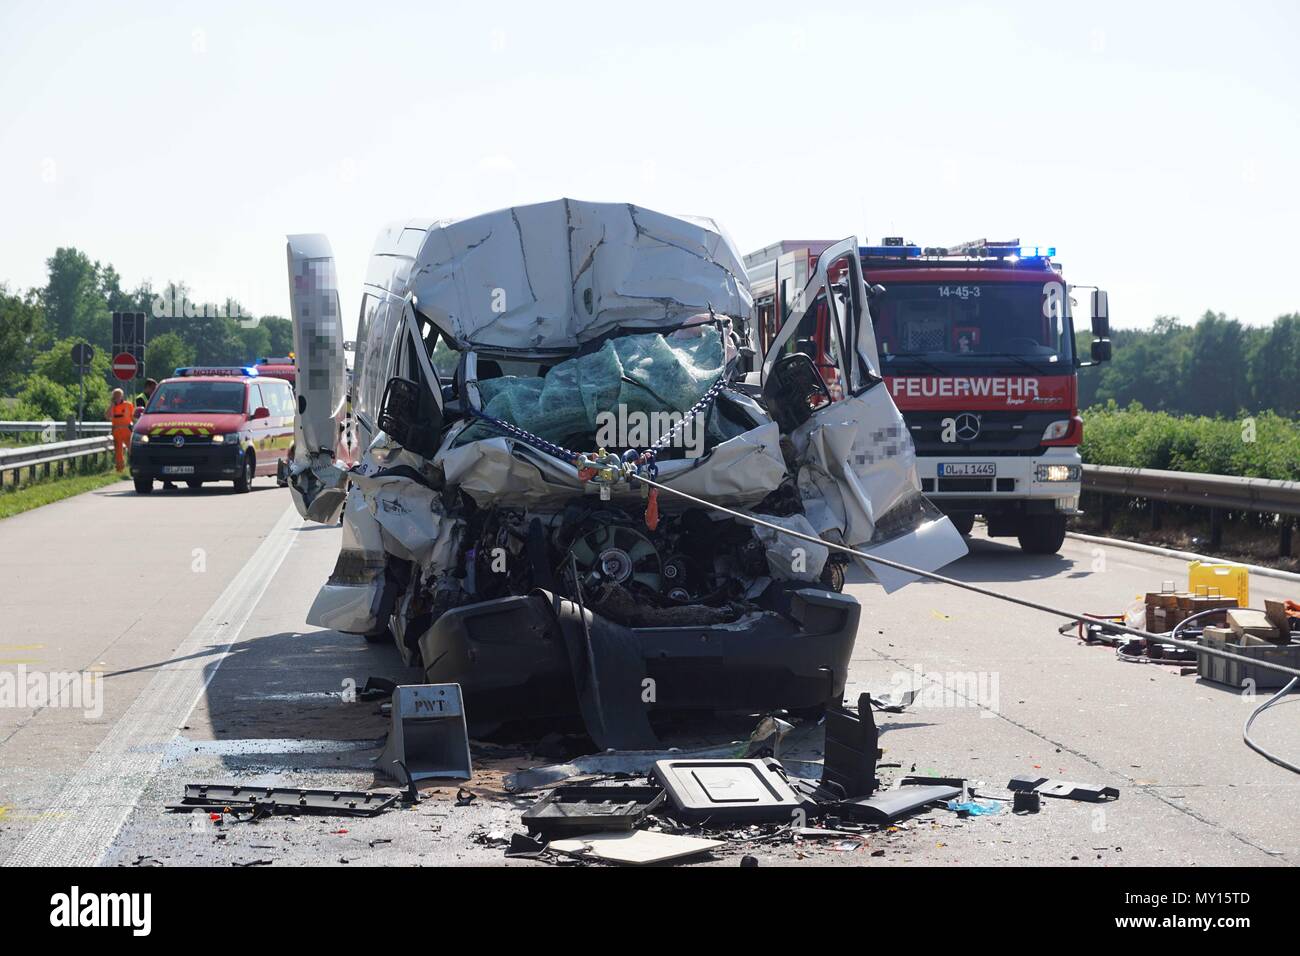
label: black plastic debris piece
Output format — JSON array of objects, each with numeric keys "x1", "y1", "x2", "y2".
[
  {"x1": 899, "y1": 775, "x2": 969, "y2": 792},
  {"x1": 169, "y1": 784, "x2": 397, "y2": 818},
  {"x1": 822, "y1": 693, "x2": 880, "y2": 799},
  {"x1": 522, "y1": 784, "x2": 666, "y2": 836},
  {"x1": 1012, "y1": 790, "x2": 1042, "y2": 814},
  {"x1": 653, "y1": 758, "x2": 811, "y2": 825},
  {"x1": 455, "y1": 787, "x2": 477, "y2": 806},
  {"x1": 834, "y1": 785, "x2": 962, "y2": 824},
  {"x1": 357, "y1": 676, "x2": 399, "y2": 702},
  {"x1": 553, "y1": 587, "x2": 658, "y2": 752},
  {"x1": 1008, "y1": 775, "x2": 1119, "y2": 803},
  {"x1": 504, "y1": 833, "x2": 551, "y2": 859}
]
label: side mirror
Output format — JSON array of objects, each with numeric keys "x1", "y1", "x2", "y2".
[
  {"x1": 378, "y1": 376, "x2": 443, "y2": 458},
  {"x1": 252, "y1": 406, "x2": 271, "y2": 420},
  {"x1": 1091, "y1": 339, "x2": 1112, "y2": 363},
  {"x1": 1090, "y1": 290, "x2": 1110, "y2": 338}
]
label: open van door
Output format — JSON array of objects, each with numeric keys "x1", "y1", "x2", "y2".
[
  {"x1": 761, "y1": 237, "x2": 967, "y2": 591},
  {"x1": 286, "y1": 234, "x2": 349, "y2": 523}
]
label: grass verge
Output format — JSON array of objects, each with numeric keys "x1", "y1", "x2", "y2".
[{"x1": 0, "y1": 470, "x2": 128, "y2": 521}]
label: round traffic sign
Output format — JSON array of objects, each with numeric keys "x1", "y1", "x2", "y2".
[
  {"x1": 71, "y1": 342, "x2": 95, "y2": 368},
  {"x1": 112, "y1": 352, "x2": 138, "y2": 381}
]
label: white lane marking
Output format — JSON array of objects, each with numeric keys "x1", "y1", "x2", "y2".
[{"x1": 2, "y1": 505, "x2": 301, "y2": 867}]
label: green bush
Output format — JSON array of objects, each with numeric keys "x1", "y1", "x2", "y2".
[
  {"x1": 16, "y1": 374, "x2": 76, "y2": 421},
  {"x1": 1081, "y1": 402, "x2": 1300, "y2": 480}
]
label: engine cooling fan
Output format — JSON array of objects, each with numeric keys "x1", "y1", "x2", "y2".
[{"x1": 565, "y1": 523, "x2": 663, "y2": 593}]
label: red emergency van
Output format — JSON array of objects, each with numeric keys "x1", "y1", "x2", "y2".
[{"x1": 129, "y1": 367, "x2": 295, "y2": 494}]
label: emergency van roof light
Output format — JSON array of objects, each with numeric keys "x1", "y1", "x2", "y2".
[
  {"x1": 175, "y1": 366, "x2": 260, "y2": 377},
  {"x1": 860, "y1": 244, "x2": 923, "y2": 259}
]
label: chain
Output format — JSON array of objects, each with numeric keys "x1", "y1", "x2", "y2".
[{"x1": 464, "y1": 371, "x2": 731, "y2": 487}]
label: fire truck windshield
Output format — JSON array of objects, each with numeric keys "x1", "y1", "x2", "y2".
[{"x1": 872, "y1": 281, "x2": 1074, "y2": 367}]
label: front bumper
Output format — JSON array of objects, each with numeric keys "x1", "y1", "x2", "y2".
[
  {"x1": 917, "y1": 448, "x2": 1081, "y2": 512},
  {"x1": 417, "y1": 588, "x2": 861, "y2": 734},
  {"x1": 129, "y1": 440, "x2": 246, "y2": 481}
]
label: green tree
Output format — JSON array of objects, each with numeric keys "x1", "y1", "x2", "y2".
[
  {"x1": 236, "y1": 321, "x2": 272, "y2": 362},
  {"x1": 145, "y1": 331, "x2": 196, "y2": 380},
  {"x1": 32, "y1": 335, "x2": 112, "y2": 418},
  {"x1": 40, "y1": 247, "x2": 110, "y2": 346},
  {"x1": 1247, "y1": 314, "x2": 1300, "y2": 416},
  {"x1": 1093, "y1": 316, "x2": 1192, "y2": 411},
  {"x1": 0, "y1": 285, "x2": 45, "y2": 390},
  {"x1": 259, "y1": 316, "x2": 295, "y2": 356},
  {"x1": 1182, "y1": 311, "x2": 1247, "y2": 416}
]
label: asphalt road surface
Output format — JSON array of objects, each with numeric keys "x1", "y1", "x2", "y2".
[{"x1": 1, "y1": 479, "x2": 1296, "y2": 867}]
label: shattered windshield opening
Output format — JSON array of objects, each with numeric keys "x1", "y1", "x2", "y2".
[{"x1": 452, "y1": 324, "x2": 738, "y2": 458}]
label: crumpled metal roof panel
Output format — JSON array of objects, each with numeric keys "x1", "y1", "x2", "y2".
[{"x1": 403, "y1": 198, "x2": 752, "y2": 351}]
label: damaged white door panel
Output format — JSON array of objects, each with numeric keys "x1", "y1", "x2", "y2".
[
  {"x1": 286, "y1": 234, "x2": 350, "y2": 523},
  {"x1": 305, "y1": 487, "x2": 389, "y2": 635},
  {"x1": 766, "y1": 236, "x2": 967, "y2": 591}
]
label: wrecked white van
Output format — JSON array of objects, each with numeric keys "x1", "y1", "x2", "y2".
[{"x1": 285, "y1": 199, "x2": 964, "y2": 746}]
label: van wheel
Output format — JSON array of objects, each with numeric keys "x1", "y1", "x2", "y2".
[
  {"x1": 234, "y1": 455, "x2": 254, "y2": 493},
  {"x1": 1017, "y1": 515, "x2": 1067, "y2": 554},
  {"x1": 133, "y1": 477, "x2": 153, "y2": 495}
]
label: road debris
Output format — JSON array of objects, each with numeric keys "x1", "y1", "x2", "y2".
[
  {"x1": 652, "y1": 758, "x2": 809, "y2": 825},
  {"x1": 522, "y1": 784, "x2": 666, "y2": 836},
  {"x1": 1007, "y1": 776, "x2": 1119, "y2": 803},
  {"x1": 376, "y1": 684, "x2": 473, "y2": 782},
  {"x1": 167, "y1": 784, "x2": 398, "y2": 818},
  {"x1": 835, "y1": 784, "x2": 963, "y2": 824},
  {"x1": 547, "y1": 829, "x2": 722, "y2": 866}
]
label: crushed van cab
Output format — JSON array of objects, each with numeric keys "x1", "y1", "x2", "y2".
[
  {"x1": 285, "y1": 199, "x2": 966, "y2": 746},
  {"x1": 130, "y1": 368, "x2": 296, "y2": 494}
]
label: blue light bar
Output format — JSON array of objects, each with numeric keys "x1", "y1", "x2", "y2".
[
  {"x1": 1018, "y1": 245, "x2": 1056, "y2": 258},
  {"x1": 175, "y1": 366, "x2": 259, "y2": 377},
  {"x1": 860, "y1": 245, "x2": 923, "y2": 259}
]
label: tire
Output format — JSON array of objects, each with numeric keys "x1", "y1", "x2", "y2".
[
  {"x1": 1017, "y1": 515, "x2": 1067, "y2": 554},
  {"x1": 948, "y1": 512, "x2": 975, "y2": 536},
  {"x1": 186, "y1": 480, "x2": 203, "y2": 490},
  {"x1": 133, "y1": 477, "x2": 153, "y2": 495},
  {"x1": 234, "y1": 454, "x2": 254, "y2": 493}
]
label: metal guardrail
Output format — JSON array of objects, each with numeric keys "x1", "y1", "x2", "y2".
[
  {"x1": 0, "y1": 420, "x2": 111, "y2": 436},
  {"x1": 1082, "y1": 464, "x2": 1300, "y2": 555},
  {"x1": 0, "y1": 436, "x2": 115, "y2": 488}
]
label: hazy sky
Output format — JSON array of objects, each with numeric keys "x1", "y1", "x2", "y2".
[{"x1": 2, "y1": 1, "x2": 1296, "y2": 337}]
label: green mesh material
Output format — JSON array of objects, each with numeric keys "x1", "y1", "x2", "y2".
[{"x1": 457, "y1": 327, "x2": 726, "y2": 448}]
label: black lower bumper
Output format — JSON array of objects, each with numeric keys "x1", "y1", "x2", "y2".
[
  {"x1": 417, "y1": 588, "x2": 861, "y2": 736},
  {"x1": 129, "y1": 442, "x2": 244, "y2": 481}
]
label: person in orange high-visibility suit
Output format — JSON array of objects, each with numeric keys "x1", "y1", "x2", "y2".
[{"x1": 107, "y1": 388, "x2": 135, "y2": 472}]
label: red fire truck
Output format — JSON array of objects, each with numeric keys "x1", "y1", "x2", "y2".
[{"x1": 745, "y1": 239, "x2": 1111, "y2": 554}]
